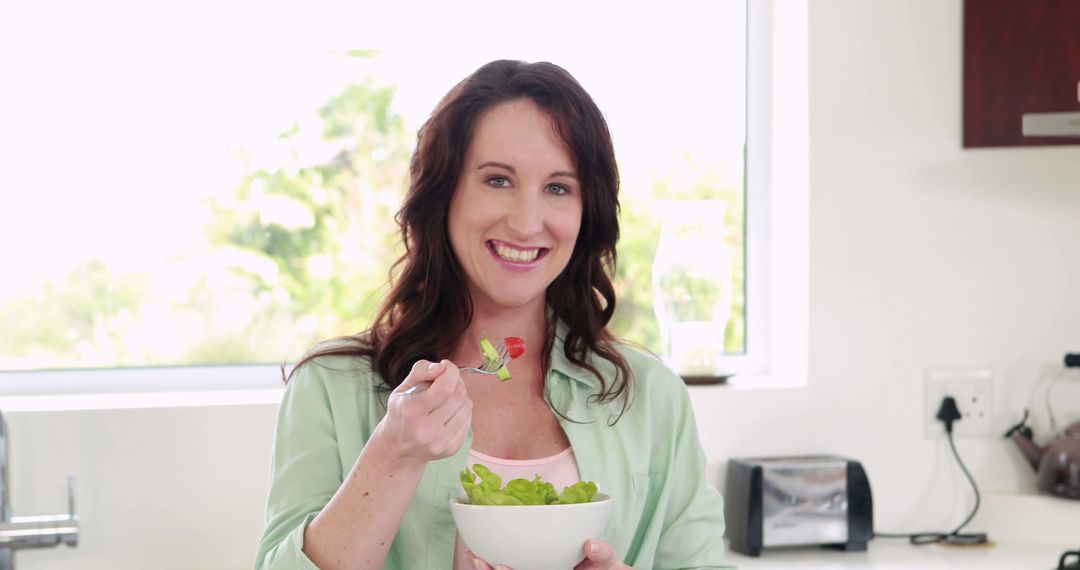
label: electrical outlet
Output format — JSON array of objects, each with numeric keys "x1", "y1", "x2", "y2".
[{"x1": 924, "y1": 368, "x2": 993, "y2": 438}]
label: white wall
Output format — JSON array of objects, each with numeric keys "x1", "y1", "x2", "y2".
[
  {"x1": 6, "y1": 1, "x2": 1080, "y2": 568},
  {"x1": 694, "y1": 0, "x2": 1080, "y2": 536},
  {"x1": 7, "y1": 404, "x2": 277, "y2": 569}
]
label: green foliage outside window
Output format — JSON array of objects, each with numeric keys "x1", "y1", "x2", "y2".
[{"x1": 0, "y1": 63, "x2": 744, "y2": 369}]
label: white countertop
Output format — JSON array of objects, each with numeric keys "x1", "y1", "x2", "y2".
[{"x1": 726, "y1": 538, "x2": 1076, "y2": 569}]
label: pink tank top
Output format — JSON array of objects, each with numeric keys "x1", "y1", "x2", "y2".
[{"x1": 451, "y1": 446, "x2": 581, "y2": 569}]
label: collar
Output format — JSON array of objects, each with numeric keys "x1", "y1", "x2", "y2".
[
  {"x1": 547, "y1": 317, "x2": 618, "y2": 391},
  {"x1": 545, "y1": 317, "x2": 628, "y2": 423}
]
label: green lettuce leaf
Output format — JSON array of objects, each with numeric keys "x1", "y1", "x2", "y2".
[
  {"x1": 554, "y1": 480, "x2": 598, "y2": 504},
  {"x1": 459, "y1": 463, "x2": 599, "y2": 506}
]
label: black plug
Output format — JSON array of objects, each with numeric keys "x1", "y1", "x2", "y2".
[{"x1": 936, "y1": 396, "x2": 962, "y2": 434}]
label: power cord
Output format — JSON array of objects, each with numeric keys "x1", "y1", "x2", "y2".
[
  {"x1": 876, "y1": 396, "x2": 989, "y2": 546},
  {"x1": 1059, "y1": 546, "x2": 1080, "y2": 570}
]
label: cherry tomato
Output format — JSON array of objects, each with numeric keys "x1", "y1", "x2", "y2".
[{"x1": 503, "y1": 336, "x2": 526, "y2": 360}]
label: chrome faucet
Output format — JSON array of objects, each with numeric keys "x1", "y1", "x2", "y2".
[{"x1": 0, "y1": 407, "x2": 79, "y2": 569}]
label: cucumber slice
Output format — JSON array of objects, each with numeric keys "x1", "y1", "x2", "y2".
[
  {"x1": 479, "y1": 337, "x2": 500, "y2": 362},
  {"x1": 479, "y1": 337, "x2": 512, "y2": 381}
]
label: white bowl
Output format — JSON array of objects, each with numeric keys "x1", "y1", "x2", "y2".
[{"x1": 450, "y1": 493, "x2": 613, "y2": 570}]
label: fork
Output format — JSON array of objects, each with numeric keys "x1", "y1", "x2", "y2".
[{"x1": 397, "y1": 341, "x2": 511, "y2": 397}]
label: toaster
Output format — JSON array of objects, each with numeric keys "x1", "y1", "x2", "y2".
[{"x1": 724, "y1": 455, "x2": 873, "y2": 557}]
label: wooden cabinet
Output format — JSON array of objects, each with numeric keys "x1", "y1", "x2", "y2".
[{"x1": 963, "y1": 0, "x2": 1080, "y2": 147}]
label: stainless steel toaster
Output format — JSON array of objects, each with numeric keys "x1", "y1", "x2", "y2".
[{"x1": 724, "y1": 455, "x2": 874, "y2": 557}]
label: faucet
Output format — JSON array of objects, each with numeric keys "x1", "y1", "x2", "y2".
[{"x1": 0, "y1": 407, "x2": 79, "y2": 569}]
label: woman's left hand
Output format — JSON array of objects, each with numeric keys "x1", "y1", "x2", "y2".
[
  {"x1": 465, "y1": 540, "x2": 629, "y2": 570},
  {"x1": 574, "y1": 540, "x2": 629, "y2": 569}
]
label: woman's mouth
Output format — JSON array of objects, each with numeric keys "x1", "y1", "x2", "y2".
[{"x1": 488, "y1": 241, "x2": 548, "y2": 264}]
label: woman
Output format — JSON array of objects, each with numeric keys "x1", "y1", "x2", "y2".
[{"x1": 255, "y1": 60, "x2": 733, "y2": 569}]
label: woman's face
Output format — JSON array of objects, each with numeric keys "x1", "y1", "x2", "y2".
[{"x1": 448, "y1": 99, "x2": 583, "y2": 312}]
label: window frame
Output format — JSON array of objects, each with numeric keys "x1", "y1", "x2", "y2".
[
  {"x1": 0, "y1": 0, "x2": 808, "y2": 410},
  {"x1": 726, "y1": 0, "x2": 809, "y2": 388}
]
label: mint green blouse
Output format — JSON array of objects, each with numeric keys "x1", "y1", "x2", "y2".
[{"x1": 255, "y1": 326, "x2": 736, "y2": 569}]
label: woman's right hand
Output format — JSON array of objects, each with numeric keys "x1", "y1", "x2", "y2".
[
  {"x1": 302, "y1": 360, "x2": 471, "y2": 569},
  {"x1": 380, "y1": 359, "x2": 473, "y2": 464}
]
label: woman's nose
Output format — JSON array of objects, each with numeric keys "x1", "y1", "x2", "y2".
[{"x1": 505, "y1": 191, "x2": 544, "y2": 237}]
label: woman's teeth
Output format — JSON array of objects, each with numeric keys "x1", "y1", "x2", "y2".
[{"x1": 494, "y1": 244, "x2": 540, "y2": 262}]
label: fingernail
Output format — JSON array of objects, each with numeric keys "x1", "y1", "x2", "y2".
[
  {"x1": 471, "y1": 560, "x2": 485, "y2": 570},
  {"x1": 427, "y1": 362, "x2": 439, "y2": 370},
  {"x1": 588, "y1": 540, "x2": 599, "y2": 555}
]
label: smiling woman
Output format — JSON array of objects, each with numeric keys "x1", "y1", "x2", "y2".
[{"x1": 255, "y1": 58, "x2": 736, "y2": 570}]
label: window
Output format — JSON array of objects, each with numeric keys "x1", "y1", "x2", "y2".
[{"x1": 1, "y1": 0, "x2": 807, "y2": 399}]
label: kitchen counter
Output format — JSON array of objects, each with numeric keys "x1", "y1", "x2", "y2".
[
  {"x1": 726, "y1": 538, "x2": 1076, "y2": 569},
  {"x1": 725, "y1": 492, "x2": 1079, "y2": 569}
]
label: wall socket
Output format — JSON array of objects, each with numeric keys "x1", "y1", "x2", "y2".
[{"x1": 924, "y1": 368, "x2": 993, "y2": 438}]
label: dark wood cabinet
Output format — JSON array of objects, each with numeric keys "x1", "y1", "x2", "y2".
[{"x1": 963, "y1": 0, "x2": 1080, "y2": 147}]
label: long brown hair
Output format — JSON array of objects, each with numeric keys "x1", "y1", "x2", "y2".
[{"x1": 287, "y1": 59, "x2": 632, "y2": 419}]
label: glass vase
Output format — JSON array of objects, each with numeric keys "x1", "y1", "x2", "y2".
[{"x1": 651, "y1": 199, "x2": 734, "y2": 376}]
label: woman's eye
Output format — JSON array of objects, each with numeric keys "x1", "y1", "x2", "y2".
[
  {"x1": 487, "y1": 176, "x2": 510, "y2": 188},
  {"x1": 547, "y1": 184, "x2": 570, "y2": 196}
]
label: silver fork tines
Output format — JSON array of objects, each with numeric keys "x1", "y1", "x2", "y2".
[
  {"x1": 461, "y1": 344, "x2": 510, "y2": 374},
  {"x1": 397, "y1": 341, "x2": 511, "y2": 397}
]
